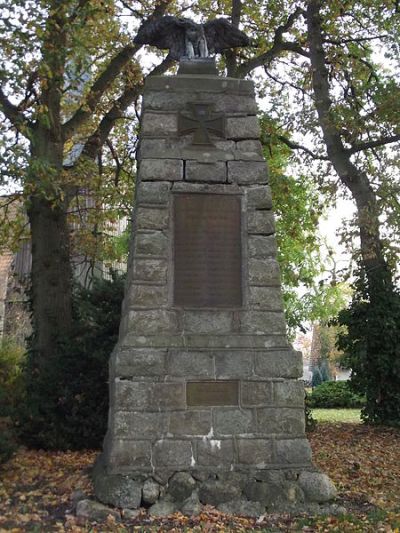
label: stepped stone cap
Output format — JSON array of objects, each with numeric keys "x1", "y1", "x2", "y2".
[{"x1": 178, "y1": 57, "x2": 219, "y2": 76}]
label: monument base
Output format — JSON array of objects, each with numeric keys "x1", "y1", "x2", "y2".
[{"x1": 93, "y1": 459, "x2": 336, "y2": 515}]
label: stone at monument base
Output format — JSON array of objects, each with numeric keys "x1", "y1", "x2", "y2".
[
  {"x1": 93, "y1": 458, "x2": 337, "y2": 516},
  {"x1": 94, "y1": 58, "x2": 337, "y2": 515}
]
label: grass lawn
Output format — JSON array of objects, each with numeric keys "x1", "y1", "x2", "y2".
[{"x1": 312, "y1": 408, "x2": 362, "y2": 423}]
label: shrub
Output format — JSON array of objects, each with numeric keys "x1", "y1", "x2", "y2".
[
  {"x1": 18, "y1": 272, "x2": 125, "y2": 450},
  {"x1": 0, "y1": 418, "x2": 17, "y2": 464},
  {"x1": 305, "y1": 391, "x2": 317, "y2": 432},
  {"x1": 336, "y1": 267, "x2": 400, "y2": 426},
  {"x1": 308, "y1": 380, "x2": 366, "y2": 408},
  {"x1": 0, "y1": 338, "x2": 26, "y2": 416},
  {"x1": 0, "y1": 339, "x2": 26, "y2": 463},
  {"x1": 311, "y1": 367, "x2": 323, "y2": 388}
]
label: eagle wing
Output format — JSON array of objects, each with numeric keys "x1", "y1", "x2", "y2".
[
  {"x1": 203, "y1": 18, "x2": 250, "y2": 54},
  {"x1": 134, "y1": 16, "x2": 187, "y2": 60}
]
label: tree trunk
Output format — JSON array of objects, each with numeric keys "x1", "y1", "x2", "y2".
[
  {"x1": 306, "y1": 0, "x2": 393, "y2": 295},
  {"x1": 27, "y1": 130, "x2": 73, "y2": 363}
]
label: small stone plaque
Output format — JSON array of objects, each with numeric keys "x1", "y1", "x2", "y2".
[
  {"x1": 187, "y1": 381, "x2": 239, "y2": 407},
  {"x1": 174, "y1": 194, "x2": 242, "y2": 307}
]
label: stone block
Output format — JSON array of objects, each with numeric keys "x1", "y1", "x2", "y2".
[
  {"x1": 168, "y1": 410, "x2": 212, "y2": 436},
  {"x1": 185, "y1": 161, "x2": 227, "y2": 183},
  {"x1": 274, "y1": 381, "x2": 305, "y2": 407},
  {"x1": 181, "y1": 493, "x2": 203, "y2": 516},
  {"x1": 94, "y1": 472, "x2": 143, "y2": 509},
  {"x1": 248, "y1": 235, "x2": 277, "y2": 258},
  {"x1": 213, "y1": 408, "x2": 255, "y2": 435},
  {"x1": 237, "y1": 439, "x2": 273, "y2": 467},
  {"x1": 218, "y1": 95, "x2": 258, "y2": 114},
  {"x1": 213, "y1": 140, "x2": 236, "y2": 152},
  {"x1": 234, "y1": 140, "x2": 264, "y2": 161},
  {"x1": 133, "y1": 259, "x2": 167, "y2": 283},
  {"x1": 168, "y1": 472, "x2": 196, "y2": 501},
  {"x1": 76, "y1": 499, "x2": 120, "y2": 521},
  {"x1": 113, "y1": 411, "x2": 167, "y2": 439},
  {"x1": 114, "y1": 380, "x2": 151, "y2": 410},
  {"x1": 241, "y1": 381, "x2": 273, "y2": 406},
  {"x1": 247, "y1": 211, "x2": 275, "y2": 234},
  {"x1": 115, "y1": 348, "x2": 166, "y2": 376},
  {"x1": 167, "y1": 350, "x2": 214, "y2": 377},
  {"x1": 141, "y1": 112, "x2": 177, "y2": 136},
  {"x1": 236, "y1": 140, "x2": 263, "y2": 154},
  {"x1": 197, "y1": 439, "x2": 234, "y2": 466},
  {"x1": 214, "y1": 351, "x2": 253, "y2": 378},
  {"x1": 243, "y1": 480, "x2": 271, "y2": 503},
  {"x1": 135, "y1": 232, "x2": 168, "y2": 257},
  {"x1": 248, "y1": 258, "x2": 281, "y2": 286},
  {"x1": 108, "y1": 439, "x2": 151, "y2": 469},
  {"x1": 199, "y1": 479, "x2": 241, "y2": 506},
  {"x1": 257, "y1": 408, "x2": 305, "y2": 435},
  {"x1": 143, "y1": 92, "x2": 185, "y2": 111},
  {"x1": 152, "y1": 440, "x2": 193, "y2": 468},
  {"x1": 218, "y1": 499, "x2": 265, "y2": 517},
  {"x1": 140, "y1": 159, "x2": 183, "y2": 181},
  {"x1": 121, "y1": 333, "x2": 289, "y2": 350},
  {"x1": 255, "y1": 350, "x2": 303, "y2": 379},
  {"x1": 127, "y1": 284, "x2": 168, "y2": 308},
  {"x1": 142, "y1": 479, "x2": 161, "y2": 504},
  {"x1": 298, "y1": 472, "x2": 337, "y2": 502},
  {"x1": 149, "y1": 500, "x2": 177, "y2": 516},
  {"x1": 172, "y1": 182, "x2": 241, "y2": 195},
  {"x1": 228, "y1": 161, "x2": 267, "y2": 185},
  {"x1": 275, "y1": 439, "x2": 312, "y2": 464},
  {"x1": 234, "y1": 152, "x2": 265, "y2": 162},
  {"x1": 145, "y1": 75, "x2": 253, "y2": 94},
  {"x1": 226, "y1": 116, "x2": 260, "y2": 139},
  {"x1": 136, "y1": 207, "x2": 169, "y2": 230},
  {"x1": 246, "y1": 185, "x2": 273, "y2": 209},
  {"x1": 143, "y1": 92, "x2": 257, "y2": 114},
  {"x1": 136, "y1": 181, "x2": 170, "y2": 204},
  {"x1": 182, "y1": 311, "x2": 233, "y2": 334},
  {"x1": 151, "y1": 382, "x2": 186, "y2": 410},
  {"x1": 137, "y1": 138, "x2": 169, "y2": 160},
  {"x1": 240, "y1": 311, "x2": 286, "y2": 335},
  {"x1": 248, "y1": 286, "x2": 284, "y2": 311},
  {"x1": 114, "y1": 381, "x2": 185, "y2": 411},
  {"x1": 128, "y1": 309, "x2": 177, "y2": 335}
]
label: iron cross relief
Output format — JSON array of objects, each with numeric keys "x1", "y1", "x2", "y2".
[{"x1": 178, "y1": 103, "x2": 225, "y2": 146}]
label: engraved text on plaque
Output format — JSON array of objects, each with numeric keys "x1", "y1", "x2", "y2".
[
  {"x1": 174, "y1": 193, "x2": 242, "y2": 307},
  {"x1": 187, "y1": 381, "x2": 239, "y2": 407}
]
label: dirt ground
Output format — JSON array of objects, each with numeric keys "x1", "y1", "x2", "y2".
[{"x1": 0, "y1": 422, "x2": 399, "y2": 532}]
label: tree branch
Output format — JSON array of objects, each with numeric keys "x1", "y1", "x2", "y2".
[
  {"x1": 0, "y1": 88, "x2": 33, "y2": 134},
  {"x1": 348, "y1": 134, "x2": 400, "y2": 154},
  {"x1": 80, "y1": 55, "x2": 174, "y2": 161},
  {"x1": 62, "y1": 44, "x2": 139, "y2": 139},
  {"x1": 236, "y1": 7, "x2": 307, "y2": 78},
  {"x1": 277, "y1": 134, "x2": 329, "y2": 160},
  {"x1": 62, "y1": 0, "x2": 174, "y2": 139},
  {"x1": 324, "y1": 34, "x2": 388, "y2": 45}
]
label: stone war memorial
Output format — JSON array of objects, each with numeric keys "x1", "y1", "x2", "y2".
[{"x1": 94, "y1": 16, "x2": 336, "y2": 517}]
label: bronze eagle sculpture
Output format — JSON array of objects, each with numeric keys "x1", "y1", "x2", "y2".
[{"x1": 134, "y1": 16, "x2": 250, "y2": 60}]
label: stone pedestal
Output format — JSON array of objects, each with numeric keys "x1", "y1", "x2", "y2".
[{"x1": 94, "y1": 60, "x2": 336, "y2": 515}]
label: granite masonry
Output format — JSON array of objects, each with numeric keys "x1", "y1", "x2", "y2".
[{"x1": 93, "y1": 59, "x2": 336, "y2": 517}]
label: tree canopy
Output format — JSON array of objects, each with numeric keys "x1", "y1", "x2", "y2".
[{"x1": 0, "y1": 0, "x2": 399, "y2": 424}]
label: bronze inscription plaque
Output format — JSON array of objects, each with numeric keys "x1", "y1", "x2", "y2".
[
  {"x1": 187, "y1": 381, "x2": 239, "y2": 407},
  {"x1": 174, "y1": 194, "x2": 242, "y2": 307}
]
